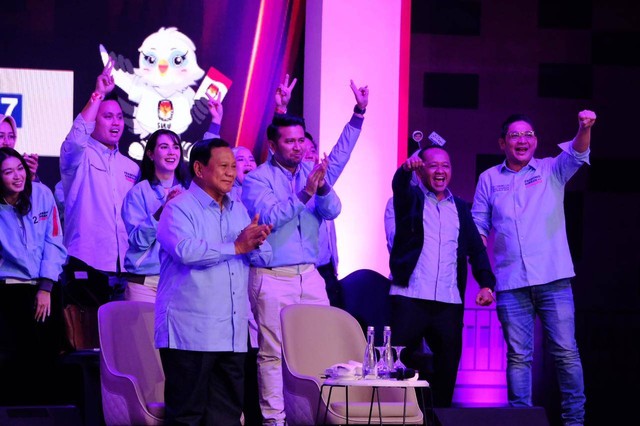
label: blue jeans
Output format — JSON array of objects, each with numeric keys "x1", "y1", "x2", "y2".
[{"x1": 496, "y1": 279, "x2": 585, "y2": 426}]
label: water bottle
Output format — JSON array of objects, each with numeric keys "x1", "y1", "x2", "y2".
[
  {"x1": 379, "y1": 325, "x2": 395, "y2": 378},
  {"x1": 362, "y1": 326, "x2": 377, "y2": 379}
]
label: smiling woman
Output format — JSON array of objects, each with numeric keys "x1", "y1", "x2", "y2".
[
  {"x1": 121, "y1": 129, "x2": 190, "y2": 303},
  {"x1": 0, "y1": 148, "x2": 30, "y2": 211},
  {"x1": 0, "y1": 114, "x2": 39, "y2": 179},
  {"x1": 0, "y1": 147, "x2": 67, "y2": 405},
  {"x1": 232, "y1": 146, "x2": 257, "y2": 187}
]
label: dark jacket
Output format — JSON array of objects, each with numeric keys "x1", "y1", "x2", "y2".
[{"x1": 389, "y1": 166, "x2": 495, "y2": 296}]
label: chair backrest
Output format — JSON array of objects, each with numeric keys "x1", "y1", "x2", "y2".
[
  {"x1": 340, "y1": 269, "x2": 392, "y2": 346},
  {"x1": 98, "y1": 301, "x2": 164, "y2": 410},
  {"x1": 281, "y1": 304, "x2": 366, "y2": 380}
]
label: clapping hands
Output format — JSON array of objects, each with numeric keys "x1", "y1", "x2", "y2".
[
  {"x1": 304, "y1": 154, "x2": 329, "y2": 195},
  {"x1": 235, "y1": 214, "x2": 273, "y2": 254}
]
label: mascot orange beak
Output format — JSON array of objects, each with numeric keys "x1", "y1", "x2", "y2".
[{"x1": 159, "y1": 59, "x2": 169, "y2": 75}]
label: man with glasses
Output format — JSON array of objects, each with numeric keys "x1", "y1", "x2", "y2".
[{"x1": 471, "y1": 110, "x2": 596, "y2": 426}]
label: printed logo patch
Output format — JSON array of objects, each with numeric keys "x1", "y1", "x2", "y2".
[
  {"x1": 124, "y1": 171, "x2": 138, "y2": 183},
  {"x1": 525, "y1": 175, "x2": 542, "y2": 187},
  {"x1": 491, "y1": 184, "x2": 510, "y2": 192},
  {"x1": 32, "y1": 210, "x2": 49, "y2": 225}
]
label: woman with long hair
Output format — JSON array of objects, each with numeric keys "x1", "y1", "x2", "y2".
[
  {"x1": 121, "y1": 129, "x2": 189, "y2": 302},
  {"x1": 0, "y1": 147, "x2": 67, "y2": 404}
]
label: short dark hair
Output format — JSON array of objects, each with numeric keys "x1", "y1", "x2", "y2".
[
  {"x1": 103, "y1": 92, "x2": 120, "y2": 103},
  {"x1": 140, "y1": 129, "x2": 189, "y2": 187},
  {"x1": 189, "y1": 138, "x2": 230, "y2": 177},
  {"x1": 418, "y1": 145, "x2": 449, "y2": 161},
  {"x1": 0, "y1": 147, "x2": 32, "y2": 216},
  {"x1": 500, "y1": 114, "x2": 534, "y2": 138},
  {"x1": 267, "y1": 114, "x2": 306, "y2": 143}
]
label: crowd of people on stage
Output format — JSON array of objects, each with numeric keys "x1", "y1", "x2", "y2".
[{"x1": 0, "y1": 58, "x2": 596, "y2": 426}]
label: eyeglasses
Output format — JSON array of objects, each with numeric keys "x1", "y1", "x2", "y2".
[{"x1": 507, "y1": 131, "x2": 535, "y2": 140}]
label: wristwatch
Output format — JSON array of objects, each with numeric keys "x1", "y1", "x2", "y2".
[{"x1": 353, "y1": 105, "x2": 366, "y2": 115}]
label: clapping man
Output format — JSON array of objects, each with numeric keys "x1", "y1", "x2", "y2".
[
  {"x1": 156, "y1": 138, "x2": 272, "y2": 425},
  {"x1": 241, "y1": 114, "x2": 342, "y2": 426}
]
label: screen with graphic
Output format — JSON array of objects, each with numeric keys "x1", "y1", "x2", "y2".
[{"x1": 0, "y1": 67, "x2": 74, "y2": 157}]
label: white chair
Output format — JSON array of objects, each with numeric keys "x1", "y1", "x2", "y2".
[
  {"x1": 98, "y1": 301, "x2": 164, "y2": 425},
  {"x1": 280, "y1": 303, "x2": 424, "y2": 425}
]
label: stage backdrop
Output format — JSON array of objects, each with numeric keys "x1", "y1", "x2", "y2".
[{"x1": 0, "y1": 0, "x2": 304, "y2": 188}]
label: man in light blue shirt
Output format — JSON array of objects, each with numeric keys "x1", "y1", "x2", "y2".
[
  {"x1": 390, "y1": 146, "x2": 495, "y2": 407},
  {"x1": 472, "y1": 110, "x2": 597, "y2": 426},
  {"x1": 279, "y1": 78, "x2": 369, "y2": 309},
  {"x1": 60, "y1": 63, "x2": 139, "y2": 305},
  {"x1": 241, "y1": 114, "x2": 342, "y2": 426},
  {"x1": 156, "y1": 138, "x2": 272, "y2": 425}
]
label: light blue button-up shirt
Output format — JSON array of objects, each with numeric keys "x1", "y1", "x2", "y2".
[
  {"x1": 389, "y1": 186, "x2": 461, "y2": 303},
  {"x1": 60, "y1": 114, "x2": 139, "y2": 272},
  {"x1": 155, "y1": 183, "x2": 272, "y2": 352},
  {"x1": 472, "y1": 142, "x2": 589, "y2": 291},
  {"x1": 241, "y1": 157, "x2": 342, "y2": 267}
]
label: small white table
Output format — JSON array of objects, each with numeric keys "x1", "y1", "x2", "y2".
[{"x1": 317, "y1": 377, "x2": 433, "y2": 425}]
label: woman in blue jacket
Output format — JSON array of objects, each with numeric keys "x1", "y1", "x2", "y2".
[
  {"x1": 121, "y1": 129, "x2": 190, "y2": 302},
  {"x1": 0, "y1": 147, "x2": 67, "y2": 404}
]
